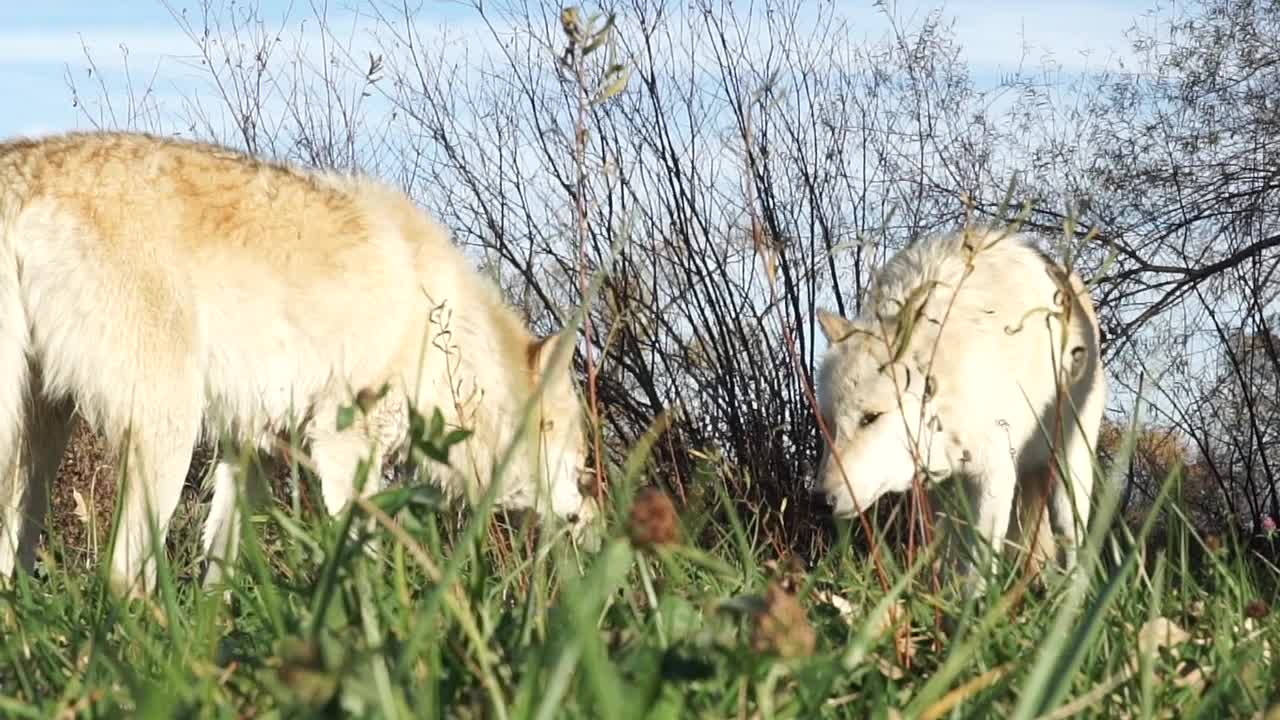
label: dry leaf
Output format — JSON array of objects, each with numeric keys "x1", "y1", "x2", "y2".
[
  {"x1": 1173, "y1": 665, "x2": 1208, "y2": 689},
  {"x1": 1137, "y1": 616, "x2": 1190, "y2": 657},
  {"x1": 71, "y1": 489, "x2": 91, "y2": 527},
  {"x1": 870, "y1": 600, "x2": 910, "y2": 639},
  {"x1": 894, "y1": 621, "x2": 920, "y2": 665},
  {"x1": 876, "y1": 656, "x2": 905, "y2": 680},
  {"x1": 815, "y1": 589, "x2": 856, "y2": 624}
]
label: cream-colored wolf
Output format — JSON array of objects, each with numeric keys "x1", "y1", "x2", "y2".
[
  {"x1": 814, "y1": 225, "x2": 1107, "y2": 587},
  {"x1": 0, "y1": 131, "x2": 597, "y2": 595}
]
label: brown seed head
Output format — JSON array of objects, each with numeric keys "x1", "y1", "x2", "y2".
[
  {"x1": 559, "y1": 6, "x2": 581, "y2": 42},
  {"x1": 751, "y1": 580, "x2": 816, "y2": 659},
  {"x1": 1245, "y1": 599, "x2": 1270, "y2": 620},
  {"x1": 628, "y1": 486, "x2": 680, "y2": 549},
  {"x1": 355, "y1": 386, "x2": 380, "y2": 414}
]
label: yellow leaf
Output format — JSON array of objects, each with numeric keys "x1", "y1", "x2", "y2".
[
  {"x1": 582, "y1": 13, "x2": 616, "y2": 55},
  {"x1": 72, "y1": 489, "x2": 91, "y2": 526},
  {"x1": 591, "y1": 65, "x2": 631, "y2": 105}
]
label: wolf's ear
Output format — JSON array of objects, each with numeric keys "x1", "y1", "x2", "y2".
[
  {"x1": 527, "y1": 329, "x2": 576, "y2": 380},
  {"x1": 816, "y1": 308, "x2": 856, "y2": 344}
]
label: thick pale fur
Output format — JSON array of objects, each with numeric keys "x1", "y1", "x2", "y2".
[
  {"x1": 0, "y1": 131, "x2": 597, "y2": 595},
  {"x1": 814, "y1": 225, "x2": 1107, "y2": 587}
]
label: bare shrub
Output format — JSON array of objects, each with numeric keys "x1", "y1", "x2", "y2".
[{"x1": 50, "y1": 0, "x2": 1280, "y2": 561}]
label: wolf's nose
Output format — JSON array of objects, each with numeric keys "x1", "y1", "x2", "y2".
[
  {"x1": 566, "y1": 513, "x2": 580, "y2": 524},
  {"x1": 809, "y1": 486, "x2": 835, "y2": 510}
]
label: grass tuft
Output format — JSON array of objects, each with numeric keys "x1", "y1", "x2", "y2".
[{"x1": 2, "y1": 410, "x2": 1279, "y2": 719}]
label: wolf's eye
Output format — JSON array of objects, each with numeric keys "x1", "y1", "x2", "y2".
[
  {"x1": 541, "y1": 419, "x2": 555, "y2": 432},
  {"x1": 859, "y1": 411, "x2": 883, "y2": 427}
]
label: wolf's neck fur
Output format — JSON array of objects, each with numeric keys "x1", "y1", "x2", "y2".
[{"x1": 387, "y1": 198, "x2": 542, "y2": 500}]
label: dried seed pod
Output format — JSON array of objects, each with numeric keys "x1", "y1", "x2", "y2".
[
  {"x1": 751, "y1": 580, "x2": 816, "y2": 659},
  {"x1": 628, "y1": 486, "x2": 681, "y2": 549}
]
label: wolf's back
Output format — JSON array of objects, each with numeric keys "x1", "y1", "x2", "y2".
[{"x1": 0, "y1": 131, "x2": 436, "y2": 439}]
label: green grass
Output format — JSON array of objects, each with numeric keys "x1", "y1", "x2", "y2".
[{"x1": 2, "y1": 420, "x2": 1279, "y2": 720}]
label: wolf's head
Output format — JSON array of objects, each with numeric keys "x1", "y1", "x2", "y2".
[
  {"x1": 812, "y1": 309, "x2": 952, "y2": 518},
  {"x1": 516, "y1": 329, "x2": 602, "y2": 544}
]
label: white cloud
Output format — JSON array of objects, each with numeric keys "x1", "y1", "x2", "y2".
[
  {"x1": 0, "y1": 6, "x2": 503, "y2": 74},
  {"x1": 0, "y1": 1, "x2": 1156, "y2": 141},
  {"x1": 0, "y1": 27, "x2": 198, "y2": 70},
  {"x1": 937, "y1": 0, "x2": 1150, "y2": 74}
]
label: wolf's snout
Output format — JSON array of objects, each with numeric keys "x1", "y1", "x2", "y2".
[{"x1": 809, "y1": 484, "x2": 837, "y2": 511}]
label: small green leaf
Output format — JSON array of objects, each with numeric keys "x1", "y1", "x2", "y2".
[
  {"x1": 443, "y1": 428, "x2": 473, "y2": 447},
  {"x1": 335, "y1": 405, "x2": 355, "y2": 432},
  {"x1": 365, "y1": 483, "x2": 445, "y2": 517}
]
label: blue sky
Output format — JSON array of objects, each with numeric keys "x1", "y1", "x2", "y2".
[
  {"x1": 0, "y1": 0, "x2": 1160, "y2": 139},
  {"x1": 0, "y1": 0, "x2": 477, "y2": 137}
]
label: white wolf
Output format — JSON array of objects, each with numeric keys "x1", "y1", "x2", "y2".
[
  {"x1": 0, "y1": 131, "x2": 598, "y2": 595},
  {"x1": 814, "y1": 225, "x2": 1107, "y2": 584}
]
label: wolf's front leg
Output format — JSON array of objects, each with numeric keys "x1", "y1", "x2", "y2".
[
  {"x1": 306, "y1": 392, "x2": 406, "y2": 560},
  {"x1": 1049, "y1": 431, "x2": 1099, "y2": 576},
  {"x1": 108, "y1": 401, "x2": 202, "y2": 598},
  {"x1": 963, "y1": 459, "x2": 1018, "y2": 596}
]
